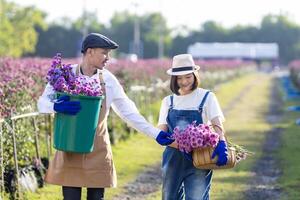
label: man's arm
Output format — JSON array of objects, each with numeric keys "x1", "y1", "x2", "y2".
[
  {"x1": 37, "y1": 83, "x2": 56, "y2": 113},
  {"x1": 112, "y1": 98, "x2": 174, "y2": 145},
  {"x1": 107, "y1": 70, "x2": 173, "y2": 145},
  {"x1": 111, "y1": 97, "x2": 161, "y2": 139}
]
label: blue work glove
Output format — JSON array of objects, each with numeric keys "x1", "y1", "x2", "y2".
[
  {"x1": 211, "y1": 140, "x2": 228, "y2": 166},
  {"x1": 156, "y1": 131, "x2": 174, "y2": 146},
  {"x1": 53, "y1": 95, "x2": 81, "y2": 115}
]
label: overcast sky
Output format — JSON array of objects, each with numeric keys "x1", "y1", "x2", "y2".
[{"x1": 9, "y1": 0, "x2": 300, "y2": 29}]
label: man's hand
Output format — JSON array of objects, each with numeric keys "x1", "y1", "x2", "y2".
[
  {"x1": 53, "y1": 95, "x2": 81, "y2": 115},
  {"x1": 212, "y1": 140, "x2": 228, "y2": 166},
  {"x1": 155, "y1": 131, "x2": 174, "y2": 146}
]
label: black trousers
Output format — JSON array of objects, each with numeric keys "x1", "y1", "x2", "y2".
[{"x1": 62, "y1": 186, "x2": 104, "y2": 200}]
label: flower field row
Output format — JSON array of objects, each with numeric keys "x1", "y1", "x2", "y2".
[{"x1": 0, "y1": 56, "x2": 255, "y2": 119}]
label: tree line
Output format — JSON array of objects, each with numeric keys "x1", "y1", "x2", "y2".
[{"x1": 1, "y1": 0, "x2": 300, "y2": 64}]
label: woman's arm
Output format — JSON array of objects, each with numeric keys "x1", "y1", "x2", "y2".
[{"x1": 211, "y1": 117, "x2": 226, "y2": 141}]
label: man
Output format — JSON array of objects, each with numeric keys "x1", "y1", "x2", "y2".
[{"x1": 37, "y1": 33, "x2": 174, "y2": 200}]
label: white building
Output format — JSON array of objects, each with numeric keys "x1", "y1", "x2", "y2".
[{"x1": 188, "y1": 42, "x2": 279, "y2": 60}]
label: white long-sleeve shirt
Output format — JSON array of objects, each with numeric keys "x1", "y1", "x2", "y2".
[{"x1": 37, "y1": 64, "x2": 161, "y2": 139}]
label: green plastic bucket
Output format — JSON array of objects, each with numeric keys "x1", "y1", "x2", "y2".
[{"x1": 53, "y1": 93, "x2": 104, "y2": 153}]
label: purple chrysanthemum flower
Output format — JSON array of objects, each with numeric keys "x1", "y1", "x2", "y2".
[
  {"x1": 47, "y1": 53, "x2": 103, "y2": 97},
  {"x1": 172, "y1": 123, "x2": 220, "y2": 153}
]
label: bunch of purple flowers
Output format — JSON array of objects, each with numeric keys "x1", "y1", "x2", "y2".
[
  {"x1": 47, "y1": 53, "x2": 103, "y2": 97},
  {"x1": 172, "y1": 121, "x2": 219, "y2": 153}
]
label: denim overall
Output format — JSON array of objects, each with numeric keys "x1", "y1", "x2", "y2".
[{"x1": 162, "y1": 91, "x2": 213, "y2": 200}]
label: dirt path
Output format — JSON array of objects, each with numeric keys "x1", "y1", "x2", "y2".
[
  {"x1": 244, "y1": 74, "x2": 284, "y2": 199},
  {"x1": 112, "y1": 78, "x2": 257, "y2": 200},
  {"x1": 112, "y1": 165, "x2": 162, "y2": 200}
]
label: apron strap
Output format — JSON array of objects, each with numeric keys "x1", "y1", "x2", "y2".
[
  {"x1": 98, "y1": 71, "x2": 106, "y2": 95},
  {"x1": 198, "y1": 91, "x2": 210, "y2": 112},
  {"x1": 75, "y1": 64, "x2": 80, "y2": 76}
]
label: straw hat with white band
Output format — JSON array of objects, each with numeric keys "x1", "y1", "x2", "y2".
[{"x1": 167, "y1": 54, "x2": 200, "y2": 76}]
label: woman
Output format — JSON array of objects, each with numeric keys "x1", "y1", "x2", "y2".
[{"x1": 157, "y1": 54, "x2": 228, "y2": 200}]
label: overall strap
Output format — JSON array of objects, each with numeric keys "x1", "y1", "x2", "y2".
[
  {"x1": 198, "y1": 91, "x2": 210, "y2": 111},
  {"x1": 169, "y1": 95, "x2": 174, "y2": 109}
]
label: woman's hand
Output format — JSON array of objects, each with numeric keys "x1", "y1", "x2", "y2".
[
  {"x1": 212, "y1": 140, "x2": 228, "y2": 166},
  {"x1": 169, "y1": 141, "x2": 178, "y2": 149}
]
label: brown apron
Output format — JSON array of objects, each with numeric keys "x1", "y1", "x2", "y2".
[{"x1": 44, "y1": 67, "x2": 117, "y2": 188}]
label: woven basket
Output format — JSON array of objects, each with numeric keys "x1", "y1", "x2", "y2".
[{"x1": 192, "y1": 146, "x2": 237, "y2": 169}]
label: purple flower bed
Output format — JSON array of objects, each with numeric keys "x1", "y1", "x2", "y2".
[{"x1": 0, "y1": 56, "x2": 254, "y2": 118}]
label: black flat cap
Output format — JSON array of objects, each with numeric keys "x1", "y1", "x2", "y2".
[{"x1": 81, "y1": 33, "x2": 119, "y2": 53}]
